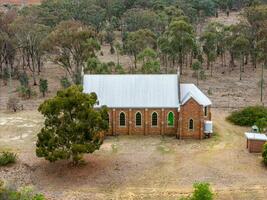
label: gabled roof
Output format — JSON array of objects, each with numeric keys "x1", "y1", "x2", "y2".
[
  {"x1": 245, "y1": 132, "x2": 267, "y2": 141},
  {"x1": 83, "y1": 75, "x2": 212, "y2": 108},
  {"x1": 83, "y1": 74, "x2": 179, "y2": 108},
  {"x1": 180, "y1": 84, "x2": 212, "y2": 106}
]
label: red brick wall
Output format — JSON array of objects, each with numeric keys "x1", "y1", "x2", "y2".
[
  {"x1": 107, "y1": 108, "x2": 179, "y2": 136},
  {"x1": 247, "y1": 140, "x2": 266, "y2": 153},
  {"x1": 106, "y1": 100, "x2": 209, "y2": 140},
  {"x1": 179, "y1": 98, "x2": 204, "y2": 139}
]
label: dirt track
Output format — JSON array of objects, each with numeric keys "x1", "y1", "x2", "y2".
[{"x1": 0, "y1": 109, "x2": 267, "y2": 199}]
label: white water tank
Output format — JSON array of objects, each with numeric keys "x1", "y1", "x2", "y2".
[{"x1": 204, "y1": 121, "x2": 213, "y2": 134}]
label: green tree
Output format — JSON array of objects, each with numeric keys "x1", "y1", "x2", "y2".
[
  {"x1": 231, "y1": 35, "x2": 250, "y2": 80},
  {"x1": 114, "y1": 41, "x2": 123, "y2": 66},
  {"x1": 192, "y1": 60, "x2": 202, "y2": 86},
  {"x1": 124, "y1": 29, "x2": 156, "y2": 70},
  {"x1": 12, "y1": 16, "x2": 49, "y2": 85},
  {"x1": 36, "y1": 85, "x2": 109, "y2": 165},
  {"x1": 122, "y1": 8, "x2": 164, "y2": 33},
  {"x1": 200, "y1": 30, "x2": 217, "y2": 76},
  {"x1": 257, "y1": 38, "x2": 267, "y2": 103},
  {"x1": 166, "y1": 19, "x2": 196, "y2": 74},
  {"x1": 137, "y1": 48, "x2": 160, "y2": 74},
  {"x1": 44, "y1": 20, "x2": 100, "y2": 84},
  {"x1": 39, "y1": 79, "x2": 48, "y2": 97}
]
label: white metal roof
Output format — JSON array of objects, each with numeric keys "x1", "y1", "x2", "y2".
[
  {"x1": 83, "y1": 74, "x2": 179, "y2": 108},
  {"x1": 245, "y1": 132, "x2": 267, "y2": 141},
  {"x1": 83, "y1": 75, "x2": 212, "y2": 108},
  {"x1": 181, "y1": 84, "x2": 212, "y2": 106}
]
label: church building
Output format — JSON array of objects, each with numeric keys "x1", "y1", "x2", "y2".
[{"x1": 83, "y1": 74, "x2": 212, "y2": 139}]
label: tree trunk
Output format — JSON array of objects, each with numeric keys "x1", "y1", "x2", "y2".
[
  {"x1": 239, "y1": 59, "x2": 243, "y2": 81},
  {"x1": 134, "y1": 54, "x2": 137, "y2": 69},
  {"x1": 211, "y1": 62, "x2": 213, "y2": 77},
  {"x1": 260, "y1": 63, "x2": 264, "y2": 103}
]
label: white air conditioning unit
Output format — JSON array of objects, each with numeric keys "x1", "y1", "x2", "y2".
[{"x1": 204, "y1": 121, "x2": 213, "y2": 134}]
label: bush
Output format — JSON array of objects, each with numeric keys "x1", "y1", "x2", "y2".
[
  {"x1": 7, "y1": 96, "x2": 20, "y2": 112},
  {"x1": 39, "y1": 79, "x2": 48, "y2": 97},
  {"x1": 227, "y1": 106, "x2": 267, "y2": 126},
  {"x1": 60, "y1": 76, "x2": 71, "y2": 89},
  {"x1": 17, "y1": 86, "x2": 36, "y2": 99},
  {"x1": 179, "y1": 182, "x2": 213, "y2": 200},
  {"x1": 0, "y1": 181, "x2": 45, "y2": 200},
  {"x1": 0, "y1": 152, "x2": 17, "y2": 166},
  {"x1": 262, "y1": 143, "x2": 267, "y2": 165},
  {"x1": 191, "y1": 182, "x2": 213, "y2": 200}
]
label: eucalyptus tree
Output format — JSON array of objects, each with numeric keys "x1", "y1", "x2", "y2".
[
  {"x1": 122, "y1": 8, "x2": 164, "y2": 34},
  {"x1": 192, "y1": 60, "x2": 202, "y2": 86},
  {"x1": 158, "y1": 35, "x2": 172, "y2": 72},
  {"x1": 165, "y1": 19, "x2": 196, "y2": 74},
  {"x1": 137, "y1": 48, "x2": 160, "y2": 74},
  {"x1": 231, "y1": 35, "x2": 250, "y2": 80},
  {"x1": 124, "y1": 29, "x2": 157, "y2": 70},
  {"x1": 44, "y1": 20, "x2": 100, "y2": 85},
  {"x1": 12, "y1": 16, "x2": 49, "y2": 85},
  {"x1": 114, "y1": 41, "x2": 123, "y2": 66},
  {"x1": 257, "y1": 34, "x2": 267, "y2": 103}
]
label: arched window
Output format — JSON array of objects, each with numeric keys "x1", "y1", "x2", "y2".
[
  {"x1": 119, "y1": 112, "x2": 126, "y2": 127},
  {"x1": 152, "y1": 112, "x2": 158, "y2": 126},
  {"x1": 189, "y1": 119, "x2": 194, "y2": 130},
  {"x1": 167, "y1": 112, "x2": 174, "y2": 127},
  {"x1": 135, "y1": 112, "x2": 142, "y2": 126},
  {"x1": 204, "y1": 106, "x2": 208, "y2": 116},
  {"x1": 107, "y1": 113, "x2": 110, "y2": 126}
]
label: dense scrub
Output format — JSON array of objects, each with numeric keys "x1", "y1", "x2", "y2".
[{"x1": 227, "y1": 106, "x2": 267, "y2": 126}]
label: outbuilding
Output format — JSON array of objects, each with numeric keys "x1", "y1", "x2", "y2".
[{"x1": 245, "y1": 132, "x2": 267, "y2": 153}]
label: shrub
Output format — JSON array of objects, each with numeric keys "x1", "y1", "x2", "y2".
[
  {"x1": 0, "y1": 181, "x2": 45, "y2": 200},
  {"x1": 191, "y1": 182, "x2": 213, "y2": 200},
  {"x1": 255, "y1": 118, "x2": 267, "y2": 133},
  {"x1": 39, "y1": 79, "x2": 48, "y2": 97},
  {"x1": 17, "y1": 86, "x2": 36, "y2": 99},
  {"x1": 7, "y1": 96, "x2": 20, "y2": 112},
  {"x1": 0, "y1": 152, "x2": 17, "y2": 166},
  {"x1": 262, "y1": 143, "x2": 267, "y2": 165},
  {"x1": 60, "y1": 76, "x2": 71, "y2": 89},
  {"x1": 19, "y1": 71, "x2": 29, "y2": 87},
  {"x1": 179, "y1": 182, "x2": 213, "y2": 200},
  {"x1": 227, "y1": 106, "x2": 267, "y2": 126}
]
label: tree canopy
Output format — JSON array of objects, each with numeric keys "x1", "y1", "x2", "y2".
[{"x1": 36, "y1": 85, "x2": 109, "y2": 164}]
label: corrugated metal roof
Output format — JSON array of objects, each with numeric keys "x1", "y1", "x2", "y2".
[
  {"x1": 83, "y1": 75, "x2": 212, "y2": 108},
  {"x1": 83, "y1": 74, "x2": 179, "y2": 108},
  {"x1": 245, "y1": 132, "x2": 267, "y2": 141},
  {"x1": 181, "y1": 84, "x2": 212, "y2": 106}
]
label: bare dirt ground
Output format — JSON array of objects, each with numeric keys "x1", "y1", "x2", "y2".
[{"x1": 0, "y1": 109, "x2": 267, "y2": 200}]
